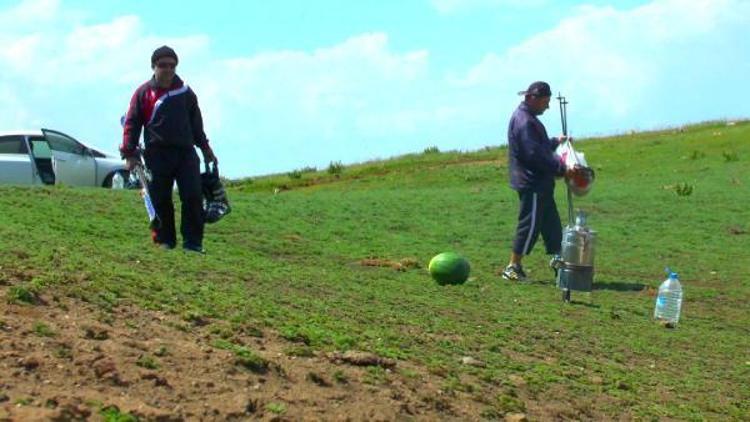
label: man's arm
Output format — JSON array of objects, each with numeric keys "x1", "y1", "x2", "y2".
[
  {"x1": 188, "y1": 89, "x2": 216, "y2": 164},
  {"x1": 516, "y1": 122, "x2": 565, "y2": 177},
  {"x1": 120, "y1": 89, "x2": 144, "y2": 164}
]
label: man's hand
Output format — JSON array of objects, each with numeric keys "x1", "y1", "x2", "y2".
[
  {"x1": 125, "y1": 156, "x2": 139, "y2": 171},
  {"x1": 201, "y1": 145, "x2": 217, "y2": 165}
]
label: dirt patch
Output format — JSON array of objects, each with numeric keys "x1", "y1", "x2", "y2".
[
  {"x1": 328, "y1": 351, "x2": 397, "y2": 369},
  {"x1": 0, "y1": 267, "x2": 38, "y2": 285},
  {"x1": 727, "y1": 225, "x2": 747, "y2": 235},
  {"x1": 1, "y1": 286, "x2": 494, "y2": 421},
  {"x1": 359, "y1": 257, "x2": 421, "y2": 272},
  {"x1": 639, "y1": 285, "x2": 658, "y2": 297}
]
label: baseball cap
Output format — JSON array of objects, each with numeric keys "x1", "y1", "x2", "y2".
[{"x1": 518, "y1": 81, "x2": 552, "y2": 97}]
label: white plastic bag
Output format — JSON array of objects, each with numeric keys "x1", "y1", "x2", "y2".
[
  {"x1": 555, "y1": 140, "x2": 588, "y2": 170},
  {"x1": 556, "y1": 140, "x2": 595, "y2": 196}
]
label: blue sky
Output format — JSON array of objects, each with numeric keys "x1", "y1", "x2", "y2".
[{"x1": 1, "y1": 0, "x2": 748, "y2": 178}]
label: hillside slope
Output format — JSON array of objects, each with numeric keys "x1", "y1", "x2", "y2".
[{"x1": 1, "y1": 121, "x2": 749, "y2": 420}]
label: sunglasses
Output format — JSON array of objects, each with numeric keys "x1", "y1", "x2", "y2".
[{"x1": 156, "y1": 62, "x2": 177, "y2": 69}]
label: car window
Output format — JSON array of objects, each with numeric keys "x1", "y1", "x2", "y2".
[
  {"x1": 44, "y1": 131, "x2": 85, "y2": 155},
  {"x1": 29, "y1": 138, "x2": 53, "y2": 159},
  {"x1": 0, "y1": 136, "x2": 28, "y2": 154}
]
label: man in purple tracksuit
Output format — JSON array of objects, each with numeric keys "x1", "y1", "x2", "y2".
[
  {"x1": 501, "y1": 81, "x2": 578, "y2": 281},
  {"x1": 121, "y1": 46, "x2": 217, "y2": 254}
]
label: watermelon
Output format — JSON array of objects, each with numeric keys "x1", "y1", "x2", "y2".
[{"x1": 428, "y1": 252, "x2": 470, "y2": 285}]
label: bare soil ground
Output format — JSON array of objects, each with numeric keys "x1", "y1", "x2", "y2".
[{"x1": 1, "y1": 286, "x2": 509, "y2": 421}]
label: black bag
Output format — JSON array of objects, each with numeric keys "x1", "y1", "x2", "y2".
[{"x1": 201, "y1": 162, "x2": 231, "y2": 224}]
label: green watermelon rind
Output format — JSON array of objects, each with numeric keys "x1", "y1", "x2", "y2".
[{"x1": 429, "y1": 252, "x2": 470, "y2": 285}]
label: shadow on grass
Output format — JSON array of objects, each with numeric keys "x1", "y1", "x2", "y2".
[
  {"x1": 593, "y1": 281, "x2": 645, "y2": 292},
  {"x1": 528, "y1": 279, "x2": 556, "y2": 287},
  {"x1": 527, "y1": 278, "x2": 645, "y2": 292},
  {"x1": 567, "y1": 299, "x2": 601, "y2": 309},
  {"x1": 523, "y1": 279, "x2": 603, "y2": 308}
]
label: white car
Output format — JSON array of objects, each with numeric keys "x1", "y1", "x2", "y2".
[{"x1": 0, "y1": 129, "x2": 132, "y2": 188}]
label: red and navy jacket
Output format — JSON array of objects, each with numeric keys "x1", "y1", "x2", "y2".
[
  {"x1": 507, "y1": 102, "x2": 565, "y2": 192},
  {"x1": 120, "y1": 75, "x2": 209, "y2": 158}
]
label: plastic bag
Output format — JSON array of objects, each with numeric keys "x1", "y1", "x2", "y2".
[
  {"x1": 556, "y1": 141, "x2": 595, "y2": 196},
  {"x1": 556, "y1": 140, "x2": 588, "y2": 170}
]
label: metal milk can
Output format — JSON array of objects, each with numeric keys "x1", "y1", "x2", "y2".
[{"x1": 557, "y1": 210, "x2": 596, "y2": 301}]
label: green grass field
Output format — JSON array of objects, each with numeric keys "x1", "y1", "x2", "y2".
[{"x1": 2, "y1": 120, "x2": 749, "y2": 419}]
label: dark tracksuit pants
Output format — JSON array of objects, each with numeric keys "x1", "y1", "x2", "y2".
[
  {"x1": 512, "y1": 188, "x2": 562, "y2": 256},
  {"x1": 144, "y1": 146, "x2": 204, "y2": 248}
]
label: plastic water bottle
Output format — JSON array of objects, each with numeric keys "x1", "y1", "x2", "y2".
[{"x1": 654, "y1": 268, "x2": 683, "y2": 327}]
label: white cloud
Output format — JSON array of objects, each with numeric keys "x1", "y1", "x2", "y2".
[
  {"x1": 220, "y1": 33, "x2": 427, "y2": 109},
  {"x1": 455, "y1": 0, "x2": 750, "y2": 131},
  {"x1": 0, "y1": 0, "x2": 60, "y2": 25},
  {"x1": 204, "y1": 32, "x2": 430, "y2": 144},
  {"x1": 1, "y1": 0, "x2": 748, "y2": 177},
  {"x1": 0, "y1": 2, "x2": 212, "y2": 158},
  {"x1": 0, "y1": 83, "x2": 35, "y2": 129},
  {"x1": 0, "y1": 34, "x2": 43, "y2": 70},
  {"x1": 1, "y1": 0, "x2": 214, "y2": 85},
  {"x1": 0, "y1": 3, "x2": 436, "y2": 176}
]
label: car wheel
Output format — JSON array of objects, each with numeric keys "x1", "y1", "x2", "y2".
[{"x1": 106, "y1": 171, "x2": 128, "y2": 189}]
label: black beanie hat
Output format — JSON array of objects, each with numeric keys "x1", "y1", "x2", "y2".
[{"x1": 151, "y1": 45, "x2": 179, "y2": 66}]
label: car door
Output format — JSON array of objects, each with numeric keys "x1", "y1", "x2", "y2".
[
  {"x1": 27, "y1": 137, "x2": 56, "y2": 185},
  {"x1": 0, "y1": 135, "x2": 34, "y2": 185},
  {"x1": 42, "y1": 129, "x2": 96, "y2": 186}
]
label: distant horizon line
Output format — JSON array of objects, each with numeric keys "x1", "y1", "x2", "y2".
[{"x1": 233, "y1": 117, "x2": 748, "y2": 181}]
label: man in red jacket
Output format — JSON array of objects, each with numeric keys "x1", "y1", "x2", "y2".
[{"x1": 121, "y1": 45, "x2": 216, "y2": 253}]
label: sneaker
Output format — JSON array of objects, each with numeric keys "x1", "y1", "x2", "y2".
[
  {"x1": 183, "y1": 243, "x2": 206, "y2": 255},
  {"x1": 157, "y1": 242, "x2": 176, "y2": 250},
  {"x1": 501, "y1": 264, "x2": 527, "y2": 281}
]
